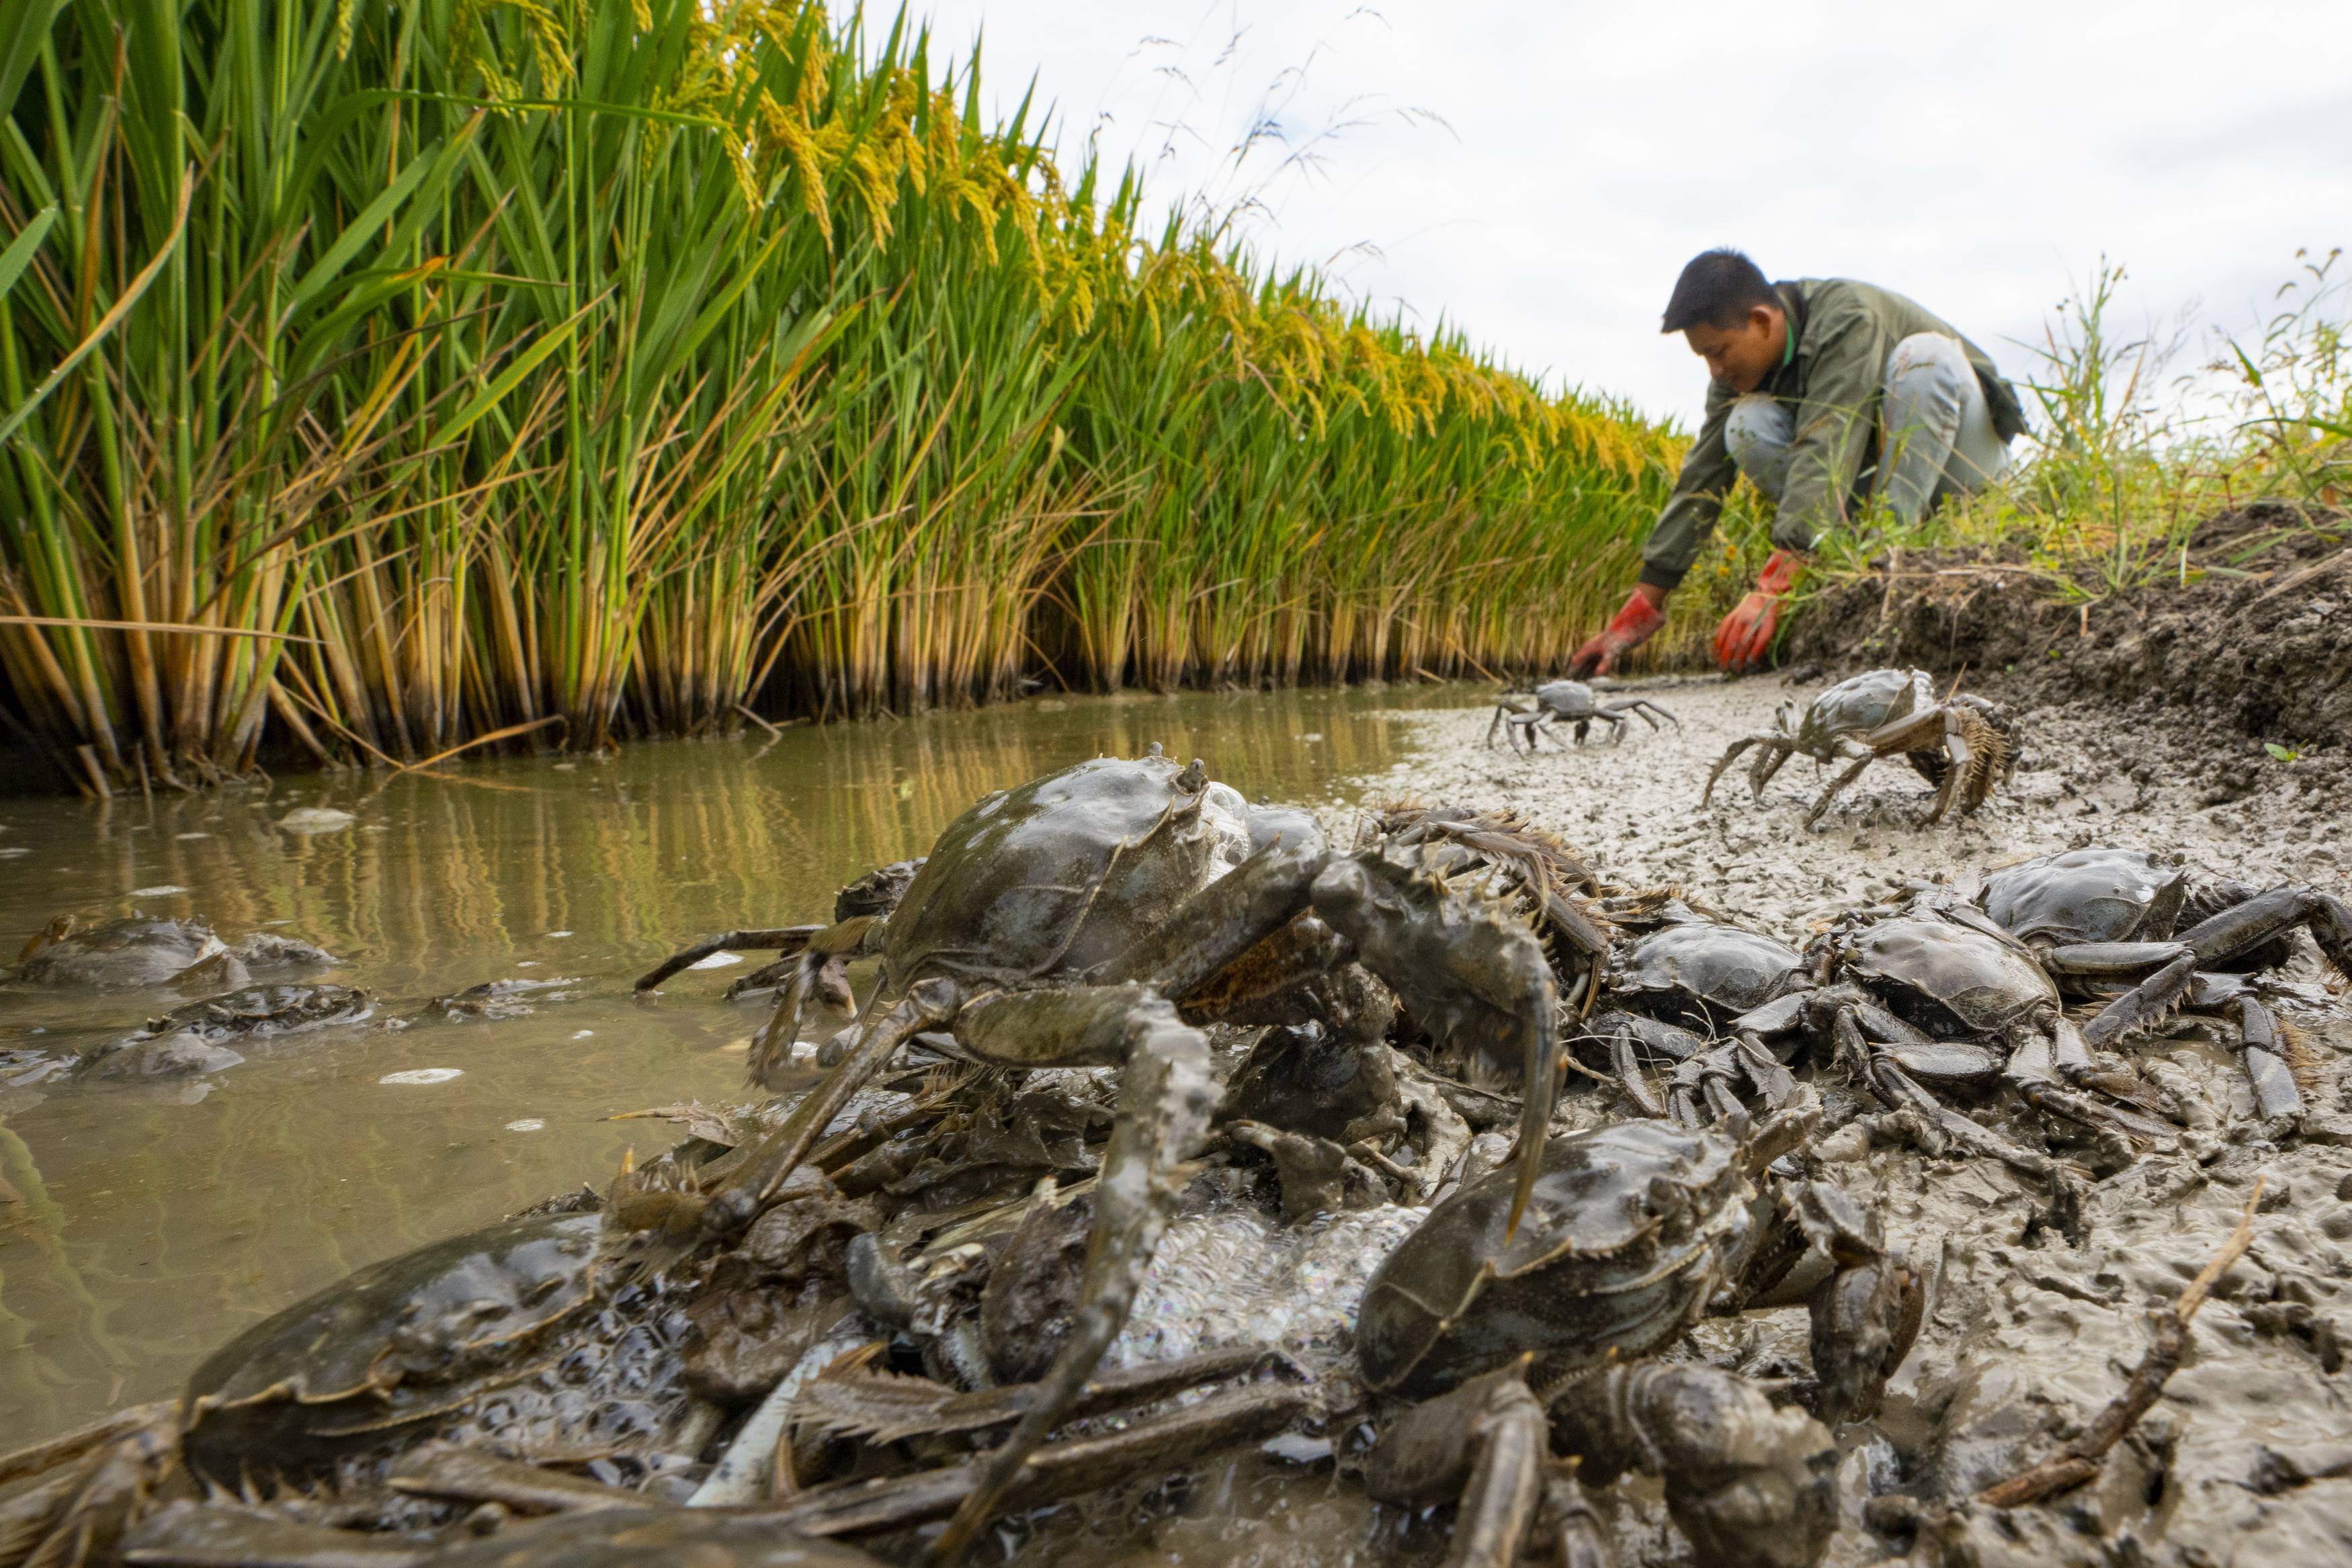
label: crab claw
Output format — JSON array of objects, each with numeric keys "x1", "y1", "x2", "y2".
[
  {"x1": 1507, "y1": 1015, "x2": 1556, "y2": 1237},
  {"x1": 1306, "y1": 853, "x2": 1560, "y2": 1239}
]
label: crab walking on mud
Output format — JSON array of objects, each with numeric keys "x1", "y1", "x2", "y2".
[
  {"x1": 628, "y1": 747, "x2": 1579, "y2": 1559},
  {"x1": 1356, "y1": 1117, "x2": 1921, "y2": 1568},
  {"x1": 1702, "y1": 667, "x2": 2013, "y2": 828},
  {"x1": 1486, "y1": 680, "x2": 1681, "y2": 755}
]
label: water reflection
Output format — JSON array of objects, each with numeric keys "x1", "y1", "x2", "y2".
[{"x1": 0, "y1": 685, "x2": 1458, "y2": 1442}]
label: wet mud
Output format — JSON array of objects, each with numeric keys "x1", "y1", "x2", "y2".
[{"x1": 1356, "y1": 678, "x2": 2352, "y2": 1567}]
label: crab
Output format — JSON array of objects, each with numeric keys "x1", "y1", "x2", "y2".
[
  {"x1": 628, "y1": 747, "x2": 1580, "y2": 1560},
  {"x1": 1355, "y1": 1117, "x2": 1920, "y2": 1568},
  {"x1": 1477, "y1": 681, "x2": 1684, "y2": 761},
  {"x1": 0, "y1": 1211, "x2": 644, "y2": 1564},
  {"x1": 66, "y1": 983, "x2": 374, "y2": 1080},
  {"x1": 1702, "y1": 667, "x2": 2014, "y2": 828},
  {"x1": 1974, "y1": 846, "x2": 2352, "y2": 1123},
  {"x1": 175, "y1": 1211, "x2": 620, "y2": 1483},
  {"x1": 9, "y1": 916, "x2": 335, "y2": 990},
  {"x1": 1355, "y1": 801, "x2": 1616, "y2": 1029},
  {"x1": 1583, "y1": 914, "x2": 1813, "y2": 1123},
  {"x1": 5, "y1": 1143, "x2": 1304, "y2": 1566},
  {"x1": 1486, "y1": 679, "x2": 1679, "y2": 754},
  {"x1": 1728, "y1": 908, "x2": 2179, "y2": 1227}
]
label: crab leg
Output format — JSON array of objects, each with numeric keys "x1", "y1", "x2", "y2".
[
  {"x1": 1583, "y1": 1011, "x2": 1698, "y2": 1118},
  {"x1": 1784, "y1": 1182, "x2": 1923, "y2": 1425},
  {"x1": 1364, "y1": 1364, "x2": 1550, "y2": 1568},
  {"x1": 1859, "y1": 1037, "x2": 2083, "y2": 1194},
  {"x1": 747, "y1": 916, "x2": 892, "y2": 1084},
  {"x1": 929, "y1": 995, "x2": 1216, "y2": 1560},
  {"x1": 2079, "y1": 951, "x2": 2198, "y2": 1047},
  {"x1": 2235, "y1": 996, "x2": 2304, "y2": 1121},
  {"x1": 1751, "y1": 735, "x2": 1796, "y2": 797},
  {"x1": 2035, "y1": 941, "x2": 2191, "y2": 977},
  {"x1": 1095, "y1": 840, "x2": 1320, "y2": 997},
  {"x1": 1540, "y1": 1466, "x2": 1613, "y2": 1568},
  {"x1": 2007, "y1": 1029, "x2": 2178, "y2": 1147},
  {"x1": 634, "y1": 926, "x2": 825, "y2": 993},
  {"x1": 1802, "y1": 739, "x2": 1878, "y2": 827},
  {"x1": 1702, "y1": 733, "x2": 1788, "y2": 805},
  {"x1": 711, "y1": 985, "x2": 949, "y2": 1227},
  {"x1": 1546, "y1": 1364, "x2": 1836, "y2": 1568},
  {"x1": 2179, "y1": 885, "x2": 2352, "y2": 977},
  {"x1": 1851, "y1": 705, "x2": 1971, "y2": 825},
  {"x1": 1309, "y1": 858, "x2": 1560, "y2": 1234}
]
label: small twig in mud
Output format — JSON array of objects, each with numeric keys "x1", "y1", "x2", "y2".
[{"x1": 1979, "y1": 1177, "x2": 2265, "y2": 1508}]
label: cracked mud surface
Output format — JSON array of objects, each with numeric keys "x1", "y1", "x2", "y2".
[{"x1": 1324, "y1": 678, "x2": 2352, "y2": 1568}]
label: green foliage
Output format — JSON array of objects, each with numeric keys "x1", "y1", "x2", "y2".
[{"x1": 0, "y1": 0, "x2": 1683, "y2": 789}]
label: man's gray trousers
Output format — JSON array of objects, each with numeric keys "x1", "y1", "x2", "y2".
[{"x1": 1724, "y1": 331, "x2": 2010, "y2": 530}]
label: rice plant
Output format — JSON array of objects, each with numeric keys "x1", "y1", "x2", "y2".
[{"x1": 0, "y1": 0, "x2": 1684, "y2": 794}]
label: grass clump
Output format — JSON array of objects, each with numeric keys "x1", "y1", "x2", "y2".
[{"x1": 0, "y1": 0, "x2": 1687, "y2": 793}]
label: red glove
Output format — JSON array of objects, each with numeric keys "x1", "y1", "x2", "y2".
[
  {"x1": 1712, "y1": 550, "x2": 1803, "y2": 672},
  {"x1": 1569, "y1": 586, "x2": 1667, "y2": 677}
]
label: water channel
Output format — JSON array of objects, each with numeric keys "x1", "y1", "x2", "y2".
[{"x1": 0, "y1": 685, "x2": 1467, "y2": 1445}]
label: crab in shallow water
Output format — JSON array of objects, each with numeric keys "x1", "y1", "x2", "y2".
[
  {"x1": 629, "y1": 746, "x2": 1581, "y2": 1559},
  {"x1": 1485, "y1": 679, "x2": 1679, "y2": 754},
  {"x1": 67, "y1": 982, "x2": 375, "y2": 1080},
  {"x1": 4, "y1": 1143, "x2": 1302, "y2": 1565},
  {"x1": 1702, "y1": 667, "x2": 2013, "y2": 828},
  {"x1": 10, "y1": 916, "x2": 334, "y2": 990},
  {"x1": 1973, "y1": 846, "x2": 2352, "y2": 1123},
  {"x1": 1356, "y1": 1117, "x2": 1919, "y2": 1568}
]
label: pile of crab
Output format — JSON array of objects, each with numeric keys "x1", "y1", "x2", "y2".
[{"x1": 7, "y1": 749, "x2": 2346, "y2": 1568}]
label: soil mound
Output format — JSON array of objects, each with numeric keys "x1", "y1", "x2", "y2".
[{"x1": 1783, "y1": 500, "x2": 2352, "y2": 751}]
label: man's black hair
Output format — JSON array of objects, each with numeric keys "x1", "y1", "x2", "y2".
[{"x1": 1660, "y1": 248, "x2": 1779, "y2": 333}]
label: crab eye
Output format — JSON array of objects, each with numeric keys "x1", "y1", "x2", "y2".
[{"x1": 1645, "y1": 1175, "x2": 1683, "y2": 1217}]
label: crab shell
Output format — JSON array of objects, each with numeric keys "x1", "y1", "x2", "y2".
[
  {"x1": 1794, "y1": 668, "x2": 1935, "y2": 754},
  {"x1": 1611, "y1": 922, "x2": 1809, "y2": 1024},
  {"x1": 13, "y1": 917, "x2": 223, "y2": 988},
  {"x1": 1532, "y1": 679, "x2": 1601, "y2": 720},
  {"x1": 1839, "y1": 918, "x2": 2058, "y2": 1035},
  {"x1": 1356, "y1": 1121, "x2": 1749, "y2": 1399},
  {"x1": 421, "y1": 1509, "x2": 887, "y2": 1566},
  {"x1": 143, "y1": 984, "x2": 373, "y2": 1040},
  {"x1": 880, "y1": 754, "x2": 1279, "y2": 990},
  {"x1": 183, "y1": 1213, "x2": 603, "y2": 1481},
  {"x1": 1979, "y1": 847, "x2": 2187, "y2": 945}
]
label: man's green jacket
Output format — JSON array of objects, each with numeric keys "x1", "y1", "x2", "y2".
[{"x1": 1638, "y1": 277, "x2": 2026, "y2": 593}]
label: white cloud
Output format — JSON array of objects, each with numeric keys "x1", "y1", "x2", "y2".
[{"x1": 866, "y1": 1, "x2": 2352, "y2": 433}]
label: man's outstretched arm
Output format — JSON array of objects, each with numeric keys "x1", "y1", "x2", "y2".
[{"x1": 1568, "y1": 402, "x2": 1735, "y2": 677}]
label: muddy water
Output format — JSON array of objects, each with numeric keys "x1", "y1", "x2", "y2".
[{"x1": 0, "y1": 686, "x2": 1454, "y2": 1445}]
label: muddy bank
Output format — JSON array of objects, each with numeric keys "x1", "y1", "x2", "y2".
[
  {"x1": 1781, "y1": 501, "x2": 2352, "y2": 754},
  {"x1": 1363, "y1": 682, "x2": 2352, "y2": 1567}
]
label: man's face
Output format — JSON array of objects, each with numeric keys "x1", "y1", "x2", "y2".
[{"x1": 1683, "y1": 305, "x2": 1786, "y2": 394}]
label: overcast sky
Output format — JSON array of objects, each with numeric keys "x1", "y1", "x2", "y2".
[{"x1": 860, "y1": 0, "x2": 2352, "y2": 433}]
